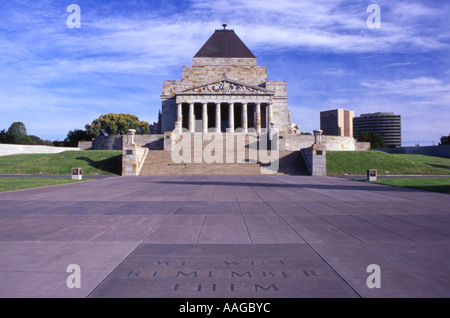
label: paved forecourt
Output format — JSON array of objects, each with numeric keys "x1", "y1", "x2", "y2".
[{"x1": 0, "y1": 175, "x2": 449, "y2": 298}]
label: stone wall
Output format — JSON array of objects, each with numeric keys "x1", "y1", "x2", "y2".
[
  {"x1": 162, "y1": 80, "x2": 184, "y2": 97},
  {"x1": 133, "y1": 135, "x2": 164, "y2": 150},
  {"x1": 86, "y1": 135, "x2": 165, "y2": 151},
  {"x1": 184, "y1": 57, "x2": 267, "y2": 87},
  {"x1": 301, "y1": 144, "x2": 327, "y2": 176},
  {"x1": 282, "y1": 134, "x2": 315, "y2": 151},
  {"x1": 92, "y1": 136, "x2": 123, "y2": 150},
  {"x1": 283, "y1": 134, "x2": 370, "y2": 152},
  {"x1": 0, "y1": 144, "x2": 80, "y2": 157},
  {"x1": 356, "y1": 141, "x2": 371, "y2": 151},
  {"x1": 162, "y1": 59, "x2": 268, "y2": 97},
  {"x1": 78, "y1": 141, "x2": 93, "y2": 150},
  {"x1": 161, "y1": 98, "x2": 178, "y2": 133},
  {"x1": 266, "y1": 81, "x2": 290, "y2": 134},
  {"x1": 322, "y1": 136, "x2": 362, "y2": 151}
]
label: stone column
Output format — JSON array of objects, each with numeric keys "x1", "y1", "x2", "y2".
[
  {"x1": 215, "y1": 102, "x2": 221, "y2": 133},
  {"x1": 242, "y1": 103, "x2": 248, "y2": 133},
  {"x1": 189, "y1": 103, "x2": 195, "y2": 133},
  {"x1": 268, "y1": 103, "x2": 273, "y2": 126},
  {"x1": 202, "y1": 103, "x2": 208, "y2": 133},
  {"x1": 228, "y1": 103, "x2": 234, "y2": 133},
  {"x1": 177, "y1": 103, "x2": 182, "y2": 132},
  {"x1": 256, "y1": 103, "x2": 261, "y2": 133}
]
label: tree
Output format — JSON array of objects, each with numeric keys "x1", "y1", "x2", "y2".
[
  {"x1": 0, "y1": 129, "x2": 7, "y2": 143},
  {"x1": 439, "y1": 134, "x2": 450, "y2": 146},
  {"x1": 2, "y1": 122, "x2": 32, "y2": 144},
  {"x1": 29, "y1": 135, "x2": 53, "y2": 146},
  {"x1": 87, "y1": 113, "x2": 150, "y2": 136},
  {"x1": 356, "y1": 131, "x2": 386, "y2": 149},
  {"x1": 63, "y1": 129, "x2": 95, "y2": 147}
]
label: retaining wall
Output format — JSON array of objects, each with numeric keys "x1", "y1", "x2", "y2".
[
  {"x1": 86, "y1": 135, "x2": 165, "y2": 151},
  {"x1": 283, "y1": 134, "x2": 370, "y2": 152},
  {"x1": 0, "y1": 144, "x2": 80, "y2": 157}
]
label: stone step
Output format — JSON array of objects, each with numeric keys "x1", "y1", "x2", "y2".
[
  {"x1": 140, "y1": 133, "x2": 307, "y2": 176},
  {"x1": 143, "y1": 151, "x2": 297, "y2": 163},
  {"x1": 140, "y1": 149, "x2": 309, "y2": 176},
  {"x1": 140, "y1": 163, "x2": 263, "y2": 176}
]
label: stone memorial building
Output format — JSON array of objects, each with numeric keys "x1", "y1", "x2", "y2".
[
  {"x1": 160, "y1": 25, "x2": 291, "y2": 135},
  {"x1": 119, "y1": 26, "x2": 370, "y2": 176}
]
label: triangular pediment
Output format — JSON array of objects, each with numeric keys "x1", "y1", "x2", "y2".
[{"x1": 178, "y1": 80, "x2": 274, "y2": 96}]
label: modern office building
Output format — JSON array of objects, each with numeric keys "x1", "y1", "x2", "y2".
[
  {"x1": 320, "y1": 109, "x2": 355, "y2": 138},
  {"x1": 353, "y1": 112, "x2": 402, "y2": 147}
]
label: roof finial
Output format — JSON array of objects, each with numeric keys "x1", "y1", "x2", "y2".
[{"x1": 222, "y1": 23, "x2": 227, "y2": 30}]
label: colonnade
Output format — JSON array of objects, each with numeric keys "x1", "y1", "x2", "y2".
[{"x1": 177, "y1": 102, "x2": 273, "y2": 133}]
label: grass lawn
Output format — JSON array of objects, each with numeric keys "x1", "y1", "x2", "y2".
[
  {"x1": 374, "y1": 178, "x2": 450, "y2": 195},
  {"x1": 0, "y1": 177, "x2": 87, "y2": 192},
  {"x1": 327, "y1": 151, "x2": 450, "y2": 175},
  {"x1": 0, "y1": 150, "x2": 122, "y2": 175}
]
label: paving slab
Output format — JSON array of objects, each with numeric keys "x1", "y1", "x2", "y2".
[
  {"x1": 309, "y1": 241, "x2": 450, "y2": 298},
  {"x1": 0, "y1": 175, "x2": 449, "y2": 298},
  {"x1": 197, "y1": 215, "x2": 251, "y2": 244},
  {"x1": 88, "y1": 244, "x2": 359, "y2": 298},
  {"x1": 0, "y1": 241, "x2": 138, "y2": 297},
  {"x1": 208, "y1": 201, "x2": 241, "y2": 214},
  {"x1": 356, "y1": 214, "x2": 450, "y2": 242}
]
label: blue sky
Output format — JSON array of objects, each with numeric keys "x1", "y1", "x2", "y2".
[{"x1": 0, "y1": 0, "x2": 449, "y2": 146}]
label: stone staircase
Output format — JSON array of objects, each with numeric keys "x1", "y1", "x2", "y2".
[{"x1": 139, "y1": 133, "x2": 309, "y2": 176}]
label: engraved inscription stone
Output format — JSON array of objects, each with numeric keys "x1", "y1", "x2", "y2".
[{"x1": 89, "y1": 244, "x2": 359, "y2": 298}]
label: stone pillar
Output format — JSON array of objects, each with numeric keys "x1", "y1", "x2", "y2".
[
  {"x1": 228, "y1": 103, "x2": 234, "y2": 132},
  {"x1": 256, "y1": 103, "x2": 261, "y2": 133},
  {"x1": 268, "y1": 103, "x2": 273, "y2": 126},
  {"x1": 215, "y1": 102, "x2": 221, "y2": 133},
  {"x1": 202, "y1": 103, "x2": 208, "y2": 133},
  {"x1": 177, "y1": 103, "x2": 182, "y2": 132},
  {"x1": 189, "y1": 103, "x2": 195, "y2": 133},
  {"x1": 242, "y1": 103, "x2": 248, "y2": 133}
]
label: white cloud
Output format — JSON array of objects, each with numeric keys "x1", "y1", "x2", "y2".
[
  {"x1": 0, "y1": 0, "x2": 448, "y2": 143},
  {"x1": 382, "y1": 62, "x2": 412, "y2": 68},
  {"x1": 1, "y1": 0, "x2": 447, "y2": 86},
  {"x1": 191, "y1": 0, "x2": 448, "y2": 53},
  {"x1": 360, "y1": 77, "x2": 450, "y2": 100},
  {"x1": 322, "y1": 68, "x2": 355, "y2": 76}
]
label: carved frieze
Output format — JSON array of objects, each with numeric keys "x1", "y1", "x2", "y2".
[{"x1": 179, "y1": 80, "x2": 274, "y2": 96}]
